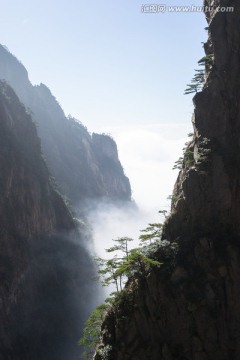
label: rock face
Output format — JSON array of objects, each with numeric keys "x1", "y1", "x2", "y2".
[
  {"x1": 94, "y1": 1, "x2": 240, "y2": 359},
  {"x1": 0, "y1": 81, "x2": 96, "y2": 360},
  {"x1": 0, "y1": 46, "x2": 132, "y2": 206}
]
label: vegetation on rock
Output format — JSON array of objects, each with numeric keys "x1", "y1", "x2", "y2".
[{"x1": 79, "y1": 221, "x2": 163, "y2": 359}]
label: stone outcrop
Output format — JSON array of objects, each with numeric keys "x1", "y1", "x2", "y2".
[
  {"x1": 94, "y1": 1, "x2": 240, "y2": 359},
  {"x1": 0, "y1": 81, "x2": 96, "y2": 360},
  {"x1": 0, "y1": 46, "x2": 132, "y2": 207}
]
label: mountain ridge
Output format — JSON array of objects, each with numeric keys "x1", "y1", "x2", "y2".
[{"x1": 0, "y1": 44, "x2": 132, "y2": 207}]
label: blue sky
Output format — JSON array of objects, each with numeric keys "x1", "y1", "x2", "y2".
[
  {"x1": 0, "y1": 0, "x2": 207, "y2": 218},
  {"x1": 0, "y1": 0, "x2": 206, "y2": 129}
]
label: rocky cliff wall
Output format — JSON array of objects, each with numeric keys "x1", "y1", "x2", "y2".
[
  {"x1": 0, "y1": 81, "x2": 96, "y2": 360},
  {"x1": 164, "y1": 0, "x2": 240, "y2": 242},
  {"x1": 94, "y1": 2, "x2": 240, "y2": 359}
]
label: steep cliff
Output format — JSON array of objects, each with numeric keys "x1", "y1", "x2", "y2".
[
  {"x1": 0, "y1": 46, "x2": 131, "y2": 207},
  {"x1": 0, "y1": 80, "x2": 96, "y2": 360},
  {"x1": 94, "y1": 2, "x2": 240, "y2": 359}
]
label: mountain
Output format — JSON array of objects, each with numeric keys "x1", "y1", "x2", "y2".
[
  {"x1": 94, "y1": 1, "x2": 240, "y2": 359},
  {"x1": 0, "y1": 45, "x2": 132, "y2": 208},
  {"x1": 0, "y1": 80, "x2": 97, "y2": 360}
]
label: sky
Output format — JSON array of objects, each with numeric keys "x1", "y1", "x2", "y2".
[{"x1": 0, "y1": 0, "x2": 207, "y2": 236}]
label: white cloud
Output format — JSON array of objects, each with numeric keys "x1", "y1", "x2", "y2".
[
  {"x1": 109, "y1": 122, "x2": 192, "y2": 210},
  {"x1": 88, "y1": 121, "x2": 192, "y2": 266}
]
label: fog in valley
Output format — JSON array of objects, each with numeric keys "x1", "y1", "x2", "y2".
[
  {"x1": 88, "y1": 121, "x2": 191, "y2": 261},
  {"x1": 0, "y1": 2, "x2": 207, "y2": 359}
]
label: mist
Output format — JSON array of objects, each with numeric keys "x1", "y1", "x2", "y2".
[
  {"x1": 87, "y1": 121, "x2": 192, "y2": 279},
  {"x1": 7, "y1": 232, "x2": 100, "y2": 360}
]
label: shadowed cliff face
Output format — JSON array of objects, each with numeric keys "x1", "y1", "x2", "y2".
[
  {"x1": 0, "y1": 48, "x2": 132, "y2": 206},
  {"x1": 0, "y1": 81, "x2": 97, "y2": 360},
  {"x1": 164, "y1": 0, "x2": 240, "y2": 242},
  {"x1": 94, "y1": 2, "x2": 240, "y2": 359}
]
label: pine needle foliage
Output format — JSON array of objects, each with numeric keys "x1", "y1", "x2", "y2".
[
  {"x1": 79, "y1": 304, "x2": 109, "y2": 360},
  {"x1": 184, "y1": 53, "x2": 214, "y2": 95},
  {"x1": 79, "y1": 218, "x2": 165, "y2": 359}
]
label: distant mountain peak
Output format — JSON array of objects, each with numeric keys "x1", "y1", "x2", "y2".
[{"x1": 0, "y1": 44, "x2": 132, "y2": 206}]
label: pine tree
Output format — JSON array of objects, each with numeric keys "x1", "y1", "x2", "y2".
[{"x1": 79, "y1": 304, "x2": 109, "y2": 360}]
